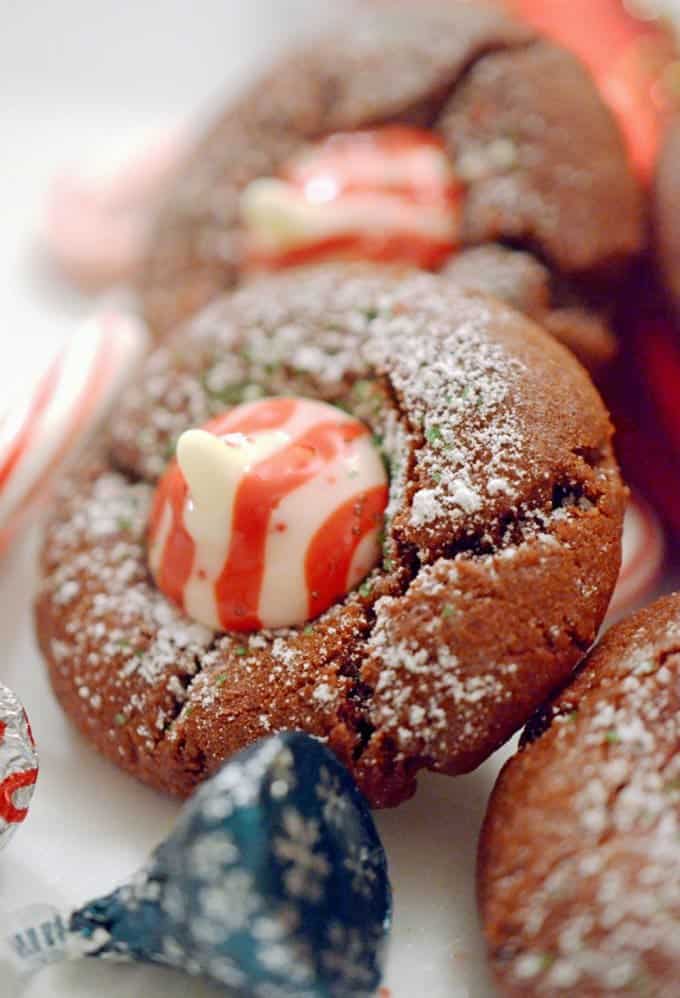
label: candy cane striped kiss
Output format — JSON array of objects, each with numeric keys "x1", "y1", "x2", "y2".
[
  {"x1": 149, "y1": 397, "x2": 389, "y2": 631},
  {"x1": 241, "y1": 126, "x2": 463, "y2": 271}
]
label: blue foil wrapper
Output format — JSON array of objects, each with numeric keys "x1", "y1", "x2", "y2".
[{"x1": 46, "y1": 733, "x2": 391, "y2": 996}]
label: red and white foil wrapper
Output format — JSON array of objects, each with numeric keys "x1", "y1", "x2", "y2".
[
  {"x1": 607, "y1": 493, "x2": 665, "y2": 623},
  {"x1": 0, "y1": 682, "x2": 38, "y2": 850},
  {"x1": 0, "y1": 310, "x2": 148, "y2": 554}
]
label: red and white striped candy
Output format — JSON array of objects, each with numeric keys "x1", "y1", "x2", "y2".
[
  {"x1": 44, "y1": 127, "x2": 188, "y2": 290},
  {"x1": 606, "y1": 493, "x2": 665, "y2": 623},
  {"x1": 241, "y1": 126, "x2": 463, "y2": 272},
  {"x1": 0, "y1": 311, "x2": 148, "y2": 554},
  {"x1": 0, "y1": 681, "x2": 38, "y2": 850},
  {"x1": 149, "y1": 397, "x2": 388, "y2": 632}
]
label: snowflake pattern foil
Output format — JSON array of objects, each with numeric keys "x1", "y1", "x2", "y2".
[{"x1": 57, "y1": 733, "x2": 391, "y2": 996}]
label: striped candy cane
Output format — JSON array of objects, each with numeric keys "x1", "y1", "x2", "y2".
[
  {"x1": 607, "y1": 493, "x2": 665, "y2": 623},
  {"x1": 0, "y1": 311, "x2": 148, "y2": 554},
  {"x1": 44, "y1": 127, "x2": 188, "y2": 290}
]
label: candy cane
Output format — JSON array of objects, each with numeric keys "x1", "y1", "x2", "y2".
[
  {"x1": 606, "y1": 493, "x2": 665, "y2": 622},
  {"x1": 0, "y1": 310, "x2": 148, "y2": 554},
  {"x1": 44, "y1": 126, "x2": 188, "y2": 290}
]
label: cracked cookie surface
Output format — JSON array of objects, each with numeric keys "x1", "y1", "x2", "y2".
[{"x1": 36, "y1": 266, "x2": 625, "y2": 806}]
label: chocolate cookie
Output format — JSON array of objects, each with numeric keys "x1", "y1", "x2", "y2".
[
  {"x1": 479, "y1": 593, "x2": 680, "y2": 996},
  {"x1": 654, "y1": 117, "x2": 680, "y2": 314},
  {"x1": 36, "y1": 266, "x2": 625, "y2": 806},
  {"x1": 443, "y1": 246, "x2": 616, "y2": 372},
  {"x1": 139, "y1": 1, "x2": 643, "y2": 357}
]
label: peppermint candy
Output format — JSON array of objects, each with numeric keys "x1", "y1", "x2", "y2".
[
  {"x1": 607, "y1": 493, "x2": 665, "y2": 622},
  {"x1": 0, "y1": 309, "x2": 147, "y2": 554}
]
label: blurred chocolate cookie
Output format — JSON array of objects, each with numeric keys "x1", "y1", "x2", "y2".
[{"x1": 139, "y1": 1, "x2": 643, "y2": 368}]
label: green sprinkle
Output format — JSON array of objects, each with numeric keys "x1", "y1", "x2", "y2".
[
  {"x1": 162, "y1": 436, "x2": 178, "y2": 461},
  {"x1": 442, "y1": 604, "x2": 454, "y2": 619},
  {"x1": 115, "y1": 639, "x2": 131, "y2": 651},
  {"x1": 629, "y1": 972, "x2": 655, "y2": 997},
  {"x1": 565, "y1": 710, "x2": 579, "y2": 722},
  {"x1": 431, "y1": 471, "x2": 442, "y2": 484},
  {"x1": 303, "y1": 626, "x2": 315, "y2": 636},
  {"x1": 235, "y1": 646, "x2": 248, "y2": 657},
  {"x1": 353, "y1": 379, "x2": 371, "y2": 399},
  {"x1": 117, "y1": 516, "x2": 133, "y2": 532},
  {"x1": 363, "y1": 308, "x2": 379, "y2": 322},
  {"x1": 383, "y1": 558, "x2": 394, "y2": 572},
  {"x1": 200, "y1": 374, "x2": 264, "y2": 407},
  {"x1": 215, "y1": 674, "x2": 229, "y2": 687},
  {"x1": 605, "y1": 730, "x2": 621, "y2": 744},
  {"x1": 113, "y1": 713, "x2": 126, "y2": 727},
  {"x1": 359, "y1": 581, "x2": 373, "y2": 598},
  {"x1": 461, "y1": 385, "x2": 472, "y2": 400},
  {"x1": 184, "y1": 706, "x2": 193, "y2": 719},
  {"x1": 244, "y1": 383, "x2": 267, "y2": 402},
  {"x1": 425, "y1": 425, "x2": 443, "y2": 446}
]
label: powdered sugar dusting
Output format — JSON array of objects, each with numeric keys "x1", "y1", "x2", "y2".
[
  {"x1": 497, "y1": 607, "x2": 680, "y2": 993},
  {"x1": 361, "y1": 277, "x2": 525, "y2": 542},
  {"x1": 114, "y1": 268, "x2": 528, "y2": 565},
  {"x1": 364, "y1": 558, "x2": 521, "y2": 758},
  {"x1": 39, "y1": 466, "x2": 214, "y2": 750},
  {"x1": 38, "y1": 264, "x2": 621, "y2": 804}
]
